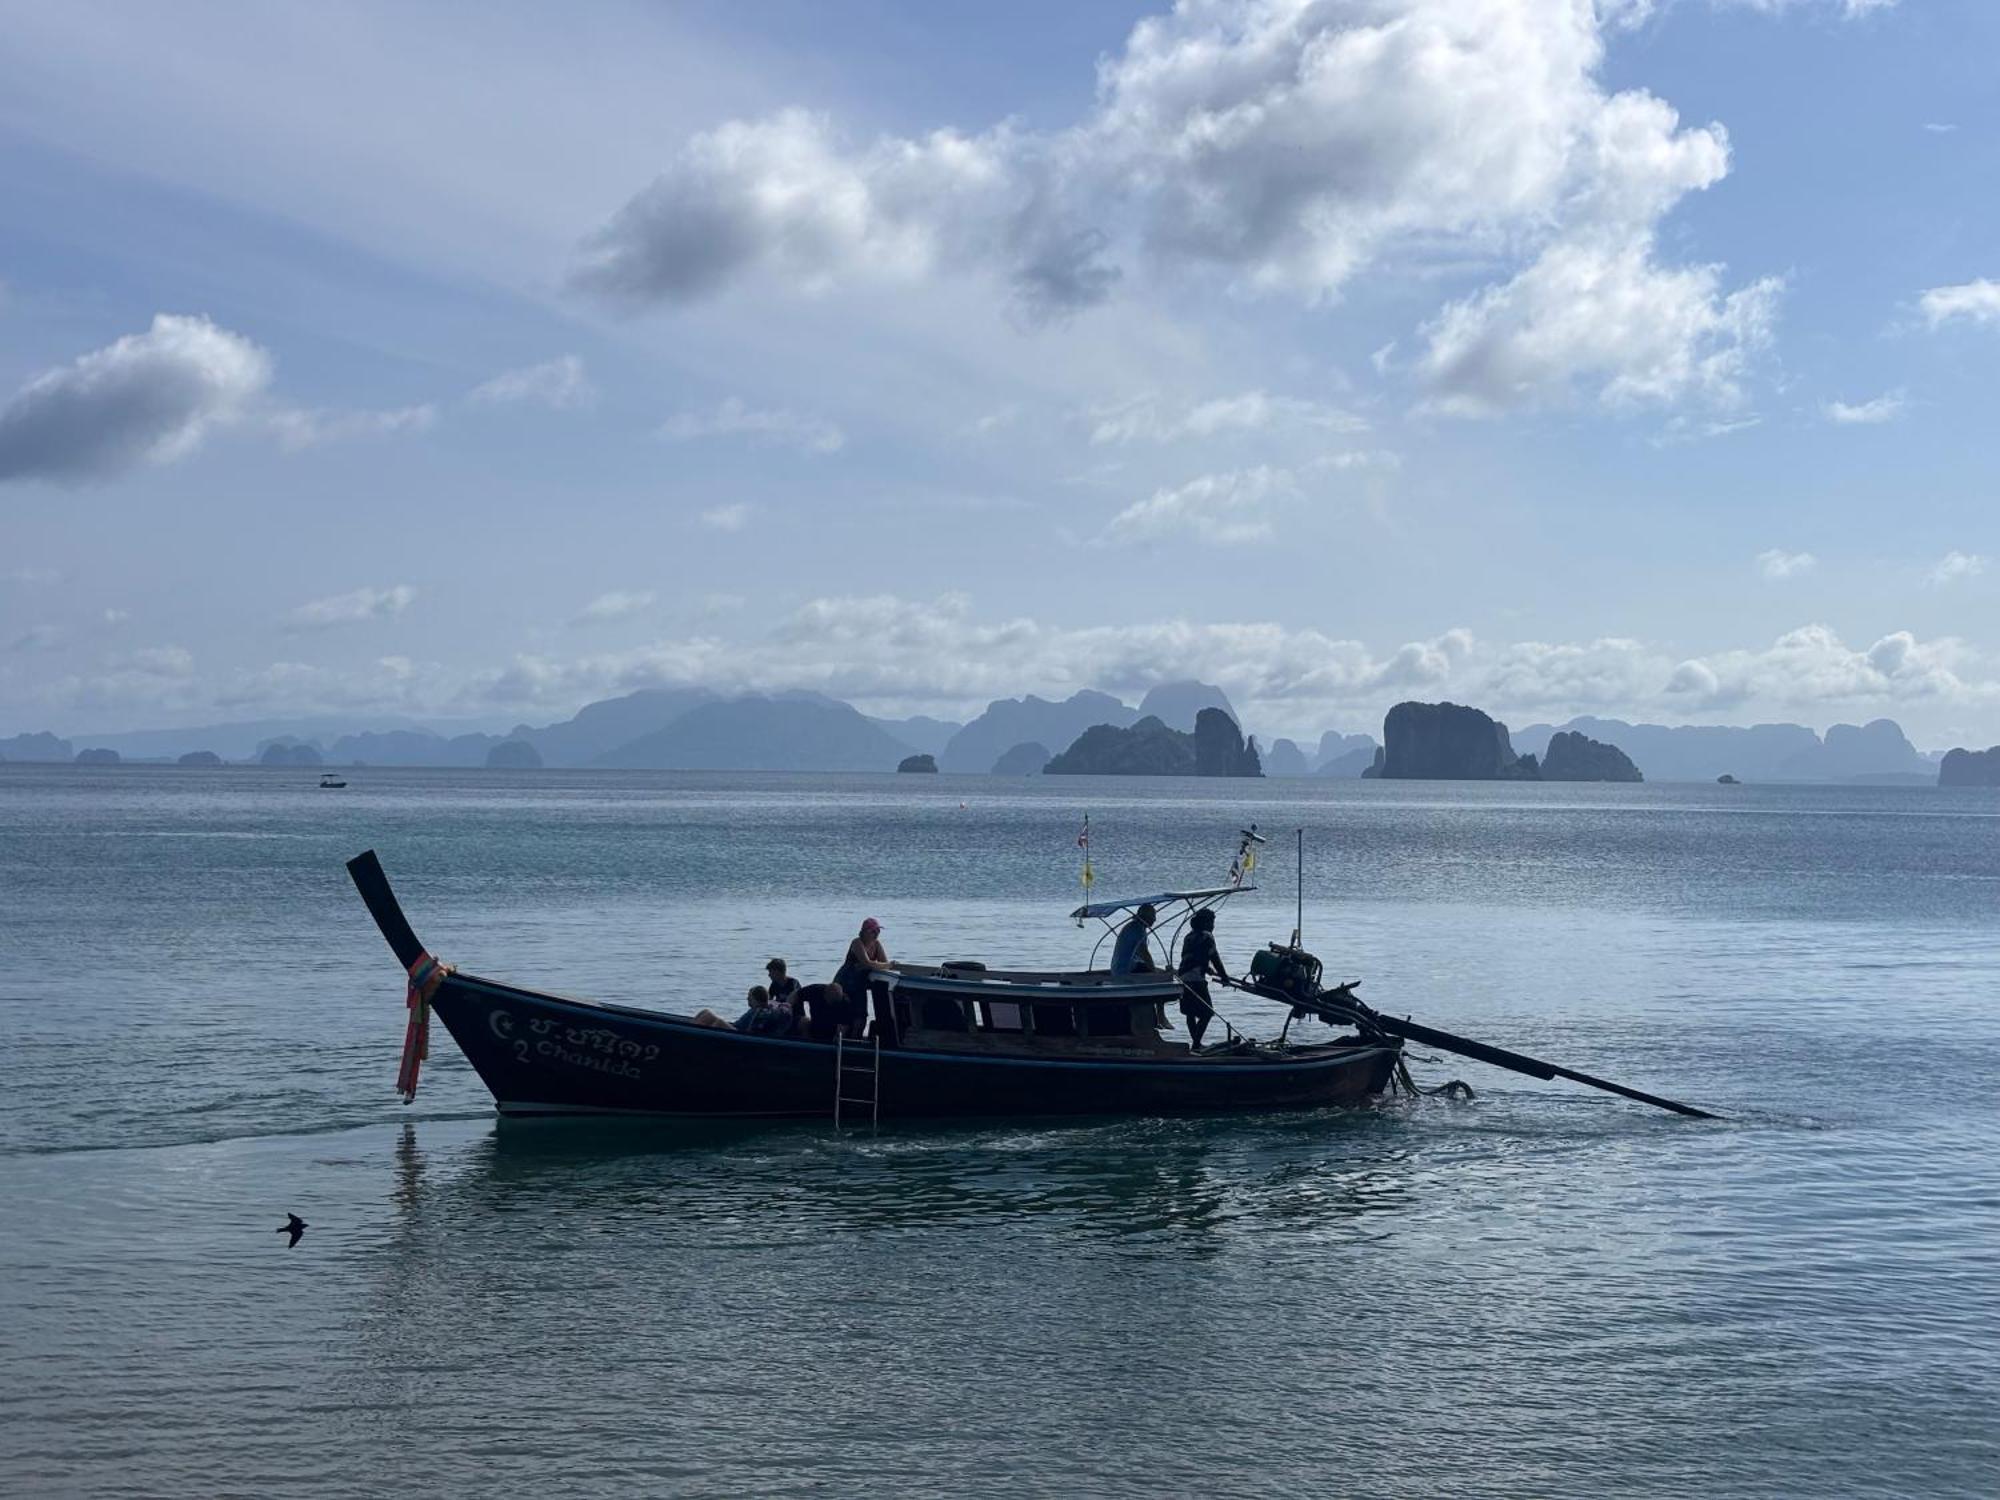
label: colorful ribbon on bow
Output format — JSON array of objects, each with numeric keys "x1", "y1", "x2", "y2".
[{"x1": 398, "y1": 951, "x2": 449, "y2": 1103}]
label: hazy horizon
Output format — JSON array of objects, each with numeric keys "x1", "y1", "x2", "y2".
[
  {"x1": 1, "y1": 680, "x2": 1974, "y2": 761},
  {"x1": 4, "y1": 1, "x2": 1998, "y2": 745}
]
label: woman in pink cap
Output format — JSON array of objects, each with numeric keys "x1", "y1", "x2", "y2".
[{"x1": 830, "y1": 917, "x2": 891, "y2": 1038}]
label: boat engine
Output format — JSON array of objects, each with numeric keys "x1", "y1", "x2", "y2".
[{"x1": 1249, "y1": 942, "x2": 1335, "y2": 1021}]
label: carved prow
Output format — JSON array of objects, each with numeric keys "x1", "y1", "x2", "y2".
[{"x1": 346, "y1": 849, "x2": 427, "y2": 969}]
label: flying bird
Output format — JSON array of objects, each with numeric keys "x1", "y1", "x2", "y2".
[{"x1": 277, "y1": 1213, "x2": 307, "y2": 1248}]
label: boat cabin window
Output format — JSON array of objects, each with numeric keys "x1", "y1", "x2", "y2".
[
  {"x1": 921, "y1": 994, "x2": 970, "y2": 1031},
  {"x1": 1030, "y1": 1003, "x2": 1077, "y2": 1037},
  {"x1": 902, "y1": 986, "x2": 1162, "y2": 1043},
  {"x1": 1081, "y1": 1003, "x2": 1135, "y2": 1038}
]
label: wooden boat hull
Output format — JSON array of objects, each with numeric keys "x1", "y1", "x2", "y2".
[{"x1": 432, "y1": 970, "x2": 1401, "y2": 1121}]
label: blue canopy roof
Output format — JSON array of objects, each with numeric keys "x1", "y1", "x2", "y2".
[{"x1": 1069, "y1": 886, "x2": 1255, "y2": 920}]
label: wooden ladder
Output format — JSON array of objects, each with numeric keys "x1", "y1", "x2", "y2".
[{"x1": 833, "y1": 1033, "x2": 881, "y2": 1128}]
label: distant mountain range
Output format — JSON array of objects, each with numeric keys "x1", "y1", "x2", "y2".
[
  {"x1": 0, "y1": 688, "x2": 1966, "y2": 782},
  {"x1": 591, "y1": 696, "x2": 916, "y2": 772},
  {"x1": 938, "y1": 690, "x2": 1136, "y2": 773},
  {"x1": 1511, "y1": 715, "x2": 1940, "y2": 785}
]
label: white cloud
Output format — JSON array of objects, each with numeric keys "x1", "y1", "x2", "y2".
[
  {"x1": 266, "y1": 403, "x2": 437, "y2": 450},
  {"x1": 660, "y1": 397, "x2": 844, "y2": 454},
  {"x1": 1654, "y1": 413, "x2": 1761, "y2": 445},
  {"x1": 1105, "y1": 465, "x2": 1297, "y2": 544},
  {"x1": 470, "y1": 598, "x2": 1484, "y2": 721},
  {"x1": 1728, "y1": 0, "x2": 1897, "y2": 14},
  {"x1": 285, "y1": 584, "x2": 418, "y2": 631},
  {"x1": 1089, "y1": 391, "x2": 1365, "y2": 446},
  {"x1": 115, "y1": 644, "x2": 195, "y2": 678},
  {"x1": 0, "y1": 314, "x2": 270, "y2": 483},
  {"x1": 1481, "y1": 636, "x2": 1663, "y2": 711},
  {"x1": 1757, "y1": 548, "x2": 1817, "y2": 580},
  {"x1": 1822, "y1": 392, "x2": 1904, "y2": 424},
  {"x1": 1667, "y1": 625, "x2": 1979, "y2": 712},
  {"x1": 40, "y1": 643, "x2": 200, "y2": 715},
  {"x1": 1919, "y1": 280, "x2": 2000, "y2": 330},
  {"x1": 700, "y1": 502, "x2": 752, "y2": 531},
  {"x1": 575, "y1": 2, "x2": 1774, "y2": 412},
  {"x1": 1665, "y1": 658, "x2": 1720, "y2": 697},
  {"x1": 468, "y1": 355, "x2": 594, "y2": 410},
  {"x1": 571, "y1": 589, "x2": 656, "y2": 624},
  {"x1": 1927, "y1": 551, "x2": 1987, "y2": 588},
  {"x1": 571, "y1": 109, "x2": 1030, "y2": 310},
  {"x1": 24, "y1": 594, "x2": 1995, "y2": 740},
  {"x1": 966, "y1": 406, "x2": 1021, "y2": 436},
  {"x1": 1605, "y1": 0, "x2": 1896, "y2": 22},
  {"x1": 102, "y1": 608, "x2": 130, "y2": 625}
]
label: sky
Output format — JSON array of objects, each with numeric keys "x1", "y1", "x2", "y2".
[{"x1": 1, "y1": 0, "x2": 1997, "y2": 748}]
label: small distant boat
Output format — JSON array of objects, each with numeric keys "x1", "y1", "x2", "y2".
[{"x1": 319, "y1": 774, "x2": 347, "y2": 789}]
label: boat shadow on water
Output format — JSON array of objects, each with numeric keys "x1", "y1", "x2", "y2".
[{"x1": 389, "y1": 1110, "x2": 1424, "y2": 1252}]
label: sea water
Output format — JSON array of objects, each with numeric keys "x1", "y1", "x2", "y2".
[{"x1": 2, "y1": 765, "x2": 1997, "y2": 1497}]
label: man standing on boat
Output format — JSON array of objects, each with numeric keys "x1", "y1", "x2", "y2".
[
  {"x1": 1176, "y1": 907, "x2": 1231, "y2": 1048},
  {"x1": 1110, "y1": 902, "x2": 1158, "y2": 975}
]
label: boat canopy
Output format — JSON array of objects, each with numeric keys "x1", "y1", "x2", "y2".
[{"x1": 1069, "y1": 886, "x2": 1255, "y2": 921}]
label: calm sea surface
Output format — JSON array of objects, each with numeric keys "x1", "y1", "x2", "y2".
[{"x1": 3, "y1": 765, "x2": 1998, "y2": 1497}]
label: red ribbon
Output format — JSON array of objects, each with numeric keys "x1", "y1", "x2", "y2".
[{"x1": 398, "y1": 951, "x2": 445, "y2": 1103}]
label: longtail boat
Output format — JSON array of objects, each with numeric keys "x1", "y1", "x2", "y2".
[
  {"x1": 347, "y1": 828, "x2": 1716, "y2": 1125},
  {"x1": 346, "y1": 850, "x2": 1402, "y2": 1122}
]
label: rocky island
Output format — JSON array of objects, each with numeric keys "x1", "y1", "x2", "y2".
[
  {"x1": 1938, "y1": 746, "x2": 2000, "y2": 787},
  {"x1": 1359, "y1": 702, "x2": 1647, "y2": 782},
  {"x1": 1044, "y1": 708, "x2": 1262, "y2": 777},
  {"x1": 897, "y1": 753, "x2": 938, "y2": 773},
  {"x1": 1541, "y1": 730, "x2": 1643, "y2": 782},
  {"x1": 1362, "y1": 702, "x2": 1540, "y2": 780}
]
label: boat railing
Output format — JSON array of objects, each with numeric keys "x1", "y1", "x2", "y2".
[{"x1": 884, "y1": 962, "x2": 1176, "y2": 993}]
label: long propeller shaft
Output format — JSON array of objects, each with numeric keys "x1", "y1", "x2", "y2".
[{"x1": 1234, "y1": 978, "x2": 1718, "y2": 1120}]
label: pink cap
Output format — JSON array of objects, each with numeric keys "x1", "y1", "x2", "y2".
[{"x1": 861, "y1": 917, "x2": 882, "y2": 935}]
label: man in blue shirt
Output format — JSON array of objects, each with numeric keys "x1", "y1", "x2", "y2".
[
  {"x1": 1110, "y1": 903, "x2": 1158, "y2": 975},
  {"x1": 734, "y1": 985, "x2": 772, "y2": 1030}
]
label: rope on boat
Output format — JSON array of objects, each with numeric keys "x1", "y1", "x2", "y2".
[
  {"x1": 1392, "y1": 1055, "x2": 1475, "y2": 1101},
  {"x1": 397, "y1": 951, "x2": 452, "y2": 1104}
]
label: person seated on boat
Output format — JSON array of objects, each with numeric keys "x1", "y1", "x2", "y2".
[
  {"x1": 735, "y1": 985, "x2": 773, "y2": 1031},
  {"x1": 1175, "y1": 907, "x2": 1232, "y2": 1049},
  {"x1": 761, "y1": 988, "x2": 801, "y2": 1037},
  {"x1": 1110, "y1": 903, "x2": 1158, "y2": 975},
  {"x1": 831, "y1": 918, "x2": 889, "y2": 1026},
  {"x1": 764, "y1": 957, "x2": 801, "y2": 1010},
  {"x1": 690, "y1": 986, "x2": 771, "y2": 1031}
]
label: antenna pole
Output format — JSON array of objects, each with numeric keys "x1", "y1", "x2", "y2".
[{"x1": 1293, "y1": 826, "x2": 1304, "y2": 948}]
